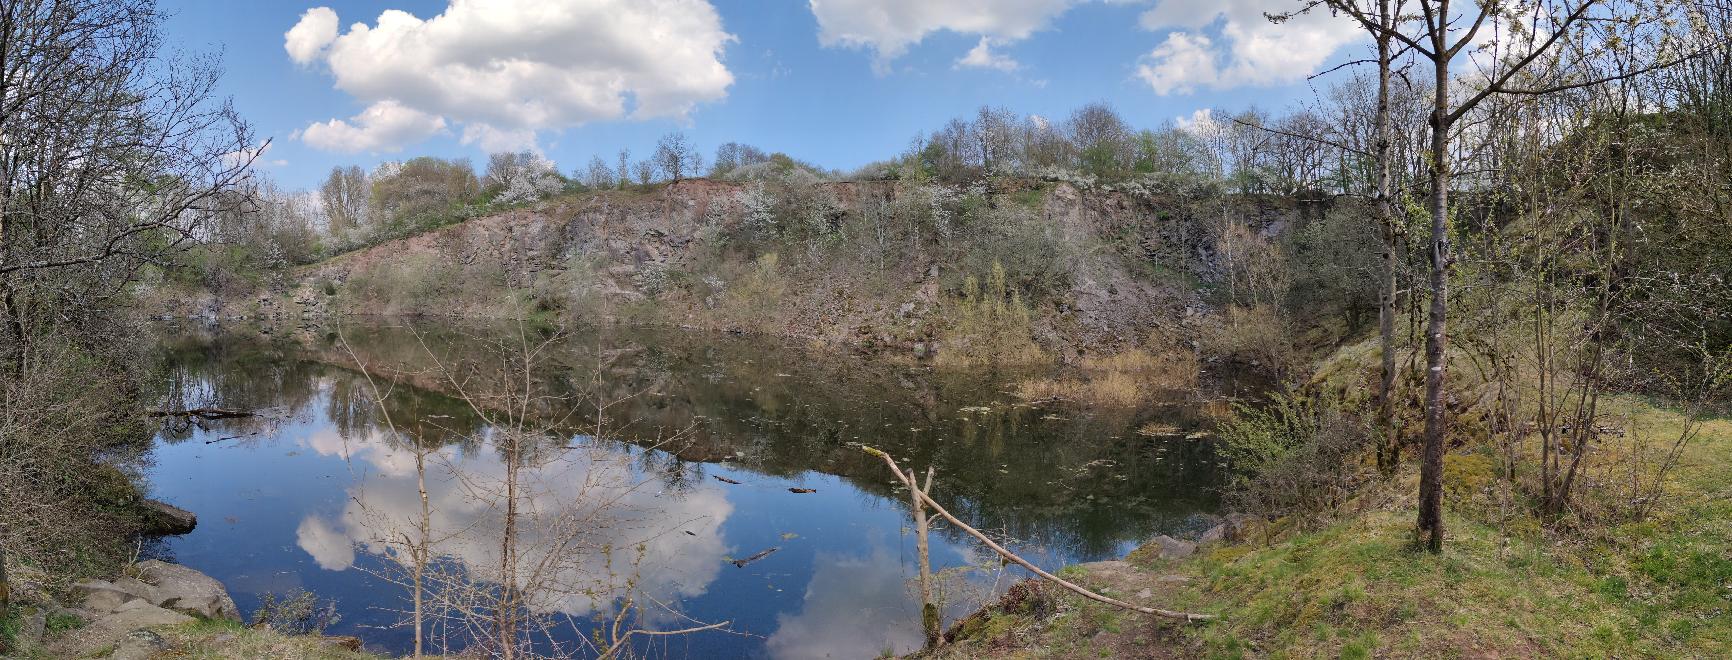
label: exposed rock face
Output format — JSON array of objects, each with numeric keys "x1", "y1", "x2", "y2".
[
  {"x1": 135, "y1": 559, "x2": 241, "y2": 621},
  {"x1": 187, "y1": 177, "x2": 1310, "y2": 357},
  {"x1": 139, "y1": 499, "x2": 198, "y2": 535}
]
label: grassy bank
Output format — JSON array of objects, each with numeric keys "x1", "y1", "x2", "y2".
[{"x1": 928, "y1": 396, "x2": 1732, "y2": 658}]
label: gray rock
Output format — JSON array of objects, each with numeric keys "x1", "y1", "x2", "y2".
[
  {"x1": 112, "y1": 576, "x2": 163, "y2": 604},
  {"x1": 110, "y1": 629, "x2": 169, "y2": 660},
  {"x1": 1199, "y1": 523, "x2": 1226, "y2": 544},
  {"x1": 135, "y1": 560, "x2": 240, "y2": 621},
  {"x1": 1146, "y1": 534, "x2": 1196, "y2": 560},
  {"x1": 79, "y1": 585, "x2": 142, "y2": 614},
  {"x1": 54, "y1": 603, "x2": 191, "y2": 658},
  {"x1": 140, "y1": 499, "x2": 198, "y2": 535}
]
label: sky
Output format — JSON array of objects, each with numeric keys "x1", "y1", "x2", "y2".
[{"x1": 158, "y1": 0, "x2": 1372, "y2": 189}]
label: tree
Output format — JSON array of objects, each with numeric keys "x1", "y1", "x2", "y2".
[
  {"x1": 320, "y1": 166, "x2": 370, "y2": 241},
  {"x1": 0, "y1": 0, "x2": 251, "y2": 615},
  {"x1": 653, "y1": 132, "x2": 702, "y2": 182},
  {"x1": 1319, "y1": 0, "x2": 1699, "y2": 551},
  {"x1": 582, "y1": 156, "x2": 615, "y2": 189},
  {"x1": 1066, "y1": 103, "x2": 1131, "y2": 178},
  {"x1": 633, "y1": 160, "x2": 655, "y2": 186},
  {"x1": 370, "y1": 157, "x2": 480, "y2": 233},
  {"x1": 484, "y1": 151, "x2": 563, "y2": 204},
  {"x1": 615, "y1": 149, "x2": 631, "y2": 190}
]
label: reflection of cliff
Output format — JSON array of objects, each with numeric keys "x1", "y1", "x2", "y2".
[
  {"x1": 289, "y1": 396, "x2": 733, "y2": 619},
  {"x1": 155, "y1": 322, "x2": 1224, "y2": 560}
]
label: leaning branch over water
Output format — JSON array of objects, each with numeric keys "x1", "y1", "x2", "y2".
[{"x1": 858, "y1": 445, "x2": 1216, "y2": 623}]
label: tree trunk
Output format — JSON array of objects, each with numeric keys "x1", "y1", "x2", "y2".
[
  {"x1": 1416, "y1": 56, "x2": 1453, "y2": 553},
  {"x1": 1373, "y1": 10, "x2": 1401, "y2": 473}
]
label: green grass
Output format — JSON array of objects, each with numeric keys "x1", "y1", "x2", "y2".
[{"x1": 935, "y1": 397, "x2": 1732, "y2": 658}]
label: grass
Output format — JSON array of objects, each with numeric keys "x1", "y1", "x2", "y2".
[
  {"x1": 1017, "y1": 346, "x2": 1200, "y2": 407},
  {"x1": 935, "y1": 396, "x2": 1732, "y2": 658},
  {"x1": 157, "y1": 619, "x2": 384, "y2": 660}
]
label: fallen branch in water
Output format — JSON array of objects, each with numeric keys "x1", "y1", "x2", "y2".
[
  {"x1": 150, "y1": 407, "x2": 255, "y2": 420},
  {"x1": 205, "y1": 432, "x2": 259, "y2": 445},
  {"x1": 730, "y1": 547, "x2": 780, "y2": 568},
  {"x1": 859, "y1": 445, "x2": 1215, "y2": 623}
]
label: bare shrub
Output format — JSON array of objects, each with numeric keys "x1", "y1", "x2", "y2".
[{"x1": 1218, "y1": 393, "x2": 1375, "y2": 525}]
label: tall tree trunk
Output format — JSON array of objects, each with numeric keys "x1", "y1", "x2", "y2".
[
  {"x1": 1416, "y1": 56, "x2": 1452, "y2": 553},
  {"x1": 1373, "y1": 2, "x2": 1401, "y2": 473}
]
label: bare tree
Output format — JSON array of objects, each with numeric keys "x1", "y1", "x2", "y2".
[
  {"x1": 583, "y1": 156, "x2": 615, "y2": 190},
  {"x1": 653, "y1": 132, "x2": 702, "y2": 182},
  {"x1": 321, "y1": 166, "x2": 371, "y2": 241},
  {"x1": 0, "y1": 0, "x2": 254, "y2": 611}
]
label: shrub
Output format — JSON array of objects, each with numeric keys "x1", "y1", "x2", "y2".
[{"x1": 1218, "y1": 393, "x2": 1374, "y2": 523}]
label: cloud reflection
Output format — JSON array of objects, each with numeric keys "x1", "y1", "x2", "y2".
[
  {"x1": 294, "y1": 425, "x2": 733, "y2": 619},
  {"x1": 765, "y1": 547, "x2": 924, "y2": 659}
]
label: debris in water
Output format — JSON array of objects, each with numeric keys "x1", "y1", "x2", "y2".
[
  {"x1": 787, "y1": 488, "x2": 817, "y2": 494},
  {"x1": 731, "y1": 547, "x2": 780, "y2": 568},
  {"x1": 780, "y1": 532, "x2": 799, "y2": 540},
  {"x1": 714, "y1": 475, "x2": 743, "y2": 485}
]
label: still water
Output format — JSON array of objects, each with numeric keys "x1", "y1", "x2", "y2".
[{"x1": 145, "y1": 321, "x2": 1223, "y2": 658}]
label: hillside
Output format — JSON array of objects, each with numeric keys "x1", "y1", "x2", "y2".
[{"x1": 149, "y1": 177, "x2": 1330, "y2": 367}]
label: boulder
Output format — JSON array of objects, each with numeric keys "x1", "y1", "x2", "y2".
[
  {"x1": 112, "y1": 576, "x2": 163, "y2": 604},
  {"x1": 1126, "y1": 534, "x2": 1196, "y2": 564},
  {"x1": 139, "y1": 499, "x2": 198, "y2": 535},
  {"x1": 135, "y1": 560, "x2": 240, "y2": 621},
  {"x1": 54, "y1": 603, "x2": 192, "y2": 658},
  {"x1": 73, "y1": 580, "x2": 141, "y2": 614}
]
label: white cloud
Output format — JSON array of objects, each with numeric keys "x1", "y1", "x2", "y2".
[
  {"x1": 460, "y1": 124, "x2": 541, "y2": 155},
  {"x1": 285, "y1": 7, "x2": 339, "y2": 65},
  {"x1": 1173, "y1": 107, "x2": 1221, "y2": 136},
  {"x1": 289, "y1": 1, "x2": 735, "y2": 153},
  {"x1": 1136, "y1": 0, "x2": 1361, "y2": 95},
  {"x1": 301, "y1": 100, "x2": 448, "y2": 154},
  {"x1": 1136, "y1": 32, "x2": 1216, "y2": 95},
  {"x1": 810, "y1": 0, "x2": 1077, "y2": 71},
  {"x1": 955, "y1": 37, "x2": 1020, "y2": 72}
]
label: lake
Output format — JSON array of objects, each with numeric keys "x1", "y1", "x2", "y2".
[{"x1": 144, "y1": 321, "x2": 1225, "y2": 658}]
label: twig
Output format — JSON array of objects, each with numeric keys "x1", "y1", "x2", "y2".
[{"x1": 860, "y1": 445, "x2": 1215, "y2": 623}]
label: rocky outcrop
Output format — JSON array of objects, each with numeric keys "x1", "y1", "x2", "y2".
[
  {"x1": 135, "y1": 559, "x2": 241, "y2": 621},
  {"x1": 49, "y1": 561, "x2": 240, "y2": 657},
  {"x1": 160, "y1": 178, "x2": 1310, "y2": 360}
]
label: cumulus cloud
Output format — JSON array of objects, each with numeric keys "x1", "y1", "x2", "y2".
[
  {"x1": 300, "y1": 100, "x2": 448, "y2": 154},
  {"x1": 810, "y1": 0, "x2": 1077, "y2": 71},
  {"x1": 288, "y1": 0, "x2": 735, "y2": 153},
  {"x1": 955, "y1": 37, "x2": 1020, "y2": 72},
  {"x1": 284, "y1": 7, "x2": 338, "y2": 65},
  {"x1": 1136, "y1": 32, "x2": 1216, "y2": 95},
  {"x1": 1135, "y1": 0, "x2": 1361, "y2": 95}
]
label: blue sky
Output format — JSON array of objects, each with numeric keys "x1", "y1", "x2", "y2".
[{"x1": 159, "y1": 0, "x2": 1368, "y2": 189}]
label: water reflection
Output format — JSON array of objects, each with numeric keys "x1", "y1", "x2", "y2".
[
  {"x1": 766, "y1": 546, "x2": 924, "y2": 659},
  {"x1": 146, "y1": 321, "x2": 1226, "y2": 657},
  {"x1": 292, "y1": 422, "x2": 733, "y2": 619}
]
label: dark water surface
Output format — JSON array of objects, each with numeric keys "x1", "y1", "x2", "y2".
[{"x1": 145, "y1": 322, "x2": 1223, "y2": 658}]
